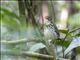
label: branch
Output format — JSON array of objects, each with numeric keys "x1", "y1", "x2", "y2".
[
  {"x1": 1, "y1": 50, "x2": 69, "y2": 60},
  {"x1": 1, "y1": 38, "x2": 43, "y2": 44},
  {"x1": 22, "y1": 51, "x2": 54, "y2": 59}
]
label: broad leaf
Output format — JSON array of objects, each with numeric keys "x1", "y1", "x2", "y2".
[
  {"x1": 29, "y1": 43, "x2": 45, "y2": 52},
  {"x1": 64, "y1": 37, "x2": 80, "y2": 55}
]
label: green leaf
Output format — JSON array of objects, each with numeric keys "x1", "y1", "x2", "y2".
[
  {"x1": 64, "y1": 37, "x2": 80, "y2": 55},
  {"x1": 1, "y1": 7, "x2": 20, "y2": 20},
  {"x1": 68, "y1": 13, "x2": 80, "y2": 29},
  {"x1": 1, "y1": 7, "x2": 21, "y2": 31},
  {"x1": 59, "y1": 29, "x2": 68, "y2": 33}
]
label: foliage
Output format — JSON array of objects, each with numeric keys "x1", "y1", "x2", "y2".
[{"x1": 1, "y1": 1, "x2": 80, "y2": 60}]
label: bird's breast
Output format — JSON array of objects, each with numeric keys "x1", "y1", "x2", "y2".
[{"x1": 44, "y1": 27, "x2": 57, "y2": 39}]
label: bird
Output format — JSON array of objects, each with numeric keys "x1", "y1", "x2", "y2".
[
  {"x1": 44, "y1": 16, "x2": 60, "y2": 40},
  {"x1": 43, "y1": 16, "x2": 60, "y2": 60}
]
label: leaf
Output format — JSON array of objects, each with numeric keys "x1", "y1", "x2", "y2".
[
  {"x1": 59, "y1": 29, "x2": 68, "y2": 33},
  {"x1": 1, "y1": 7, "x2": 21, "y2": 31},
  {"x1": 0, "y1": 7, "x2": 20, "y2": 20},
  {"x1": 76, "y1": 47, "x2": 80, "y2": 53},
  {"x1": 68, "y1": 13, "x2": 80, "y2": 29},
  {"x1": 29, "y1": 43, "x2": 45, "y2": 52},
  {"x1": 64, "y1": 37, "x2": 80, "y2": 55},
  {"x1": 74, "y1": 1, "x2": 80, "y2": 9}
]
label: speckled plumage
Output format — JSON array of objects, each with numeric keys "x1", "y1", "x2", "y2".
[{"x1": 44, "y1": 17, "x2": 59, "y2": 40}]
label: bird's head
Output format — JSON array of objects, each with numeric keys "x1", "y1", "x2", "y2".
[{"x1": 44, "y1": 16, "x2": 53, "y2": 26}]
